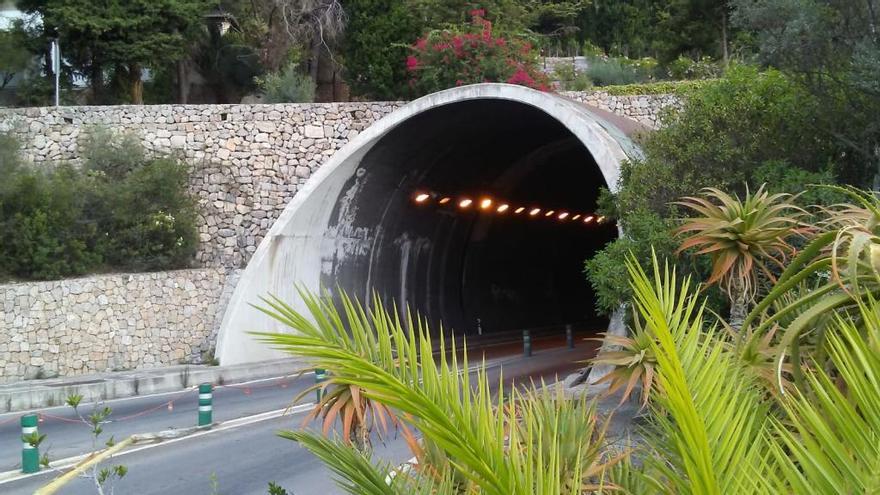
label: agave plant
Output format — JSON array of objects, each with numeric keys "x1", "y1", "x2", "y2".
[
  {"x1": 743, "y1": 186, "x2": 880, "y2": 390},
  {"x1": 253, "y1": 290, "x2": 617, "y2": 495},
  {"x1": 675, "y1": 185, "x2": 805, "y2": 329},
  {"x1": 590, "y1": 309, "x2": 657, "y2": 407},
  {"x1": 296, "y1": 380, "x2": 399, "y2": 448}
]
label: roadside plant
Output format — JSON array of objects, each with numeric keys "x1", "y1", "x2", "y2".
[
  {"x1": 254, "y1": 289, "x2": 617, "y2": 494},
  {"x1": 675, "y1": 185, "x2": 805, "y2": 329},
  {"x1": 590, "y1": 308, "x2": 657, "y2": 407},
  {"x1": 296, "y1": 378, "x2": 400, "y2": 449},
  {"x1": 66, "y1": 394, "x2": 128, "y2": 495}
]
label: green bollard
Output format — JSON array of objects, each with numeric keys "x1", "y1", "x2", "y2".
[
  {"x1": 566, "y1": 324, "x2": 574, "y2": 349},
  {"x1": 315, "y1": 368, "x2": 328, "y2": 402},
  {"x1": 21, "y1": 414, "x2": 40, "y2": 473},
  {"x1": 523, "y1": 330, "x2": 532, "y2": 357},
  {"x1": 198, "y1": 383, "x2": 213, "y2": 427}
]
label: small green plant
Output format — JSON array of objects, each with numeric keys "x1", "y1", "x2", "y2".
[
  {"x1": 267, "y1": 481, "x2": 289, "y2": 495},
  {"x1": 66, "y1": 393, "x2": 128, "y2": 495},
  {"x1": 585, "y1": 55, "x2": 651, "y2": 86},
  {"x1": 256, "y1": 63, "x2": 316, "y2": 104}
]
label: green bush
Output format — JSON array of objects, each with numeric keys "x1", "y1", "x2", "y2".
[
  {"x1": 552, "y1": 62, "x2": 593, "y2": 91},
  {"x1": 665, "y1": 55, "x2": 722, "y2": 80},
  {"x1": 584, "y1": 65, "x2": 851, "y2": 314},
  {"x1": 599, "y1": 79, "x2": 710, "y2": 95},
  {"x1": 585, "y1": 56, "x2": 645, "y2": 86},
  {"x1": 256, "y1": 63, "x2": 316, "y2": 104},
  {"x1": 0, "y1": 130, "x2": 198, "y2": 280}
]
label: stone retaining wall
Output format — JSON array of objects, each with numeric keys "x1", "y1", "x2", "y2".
[
  {"x1": 561, "y1": 91, "x2": 681, "y2": 129},
  {"x1": 0, "y1": 269, "x2": 226, "y2": 382}
]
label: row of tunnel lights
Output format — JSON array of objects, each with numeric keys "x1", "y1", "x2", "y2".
[{"x1": 413, "y1": 191, "x2": 607, "y2": 225}]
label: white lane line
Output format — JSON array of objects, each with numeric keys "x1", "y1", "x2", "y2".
[{"x1": 0, "y1": 403, "x2": 314, "y2": 486}]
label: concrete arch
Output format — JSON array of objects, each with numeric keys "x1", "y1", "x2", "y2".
[{"x1": 216, "y1": 83, "x2": 641, "y2": 366}]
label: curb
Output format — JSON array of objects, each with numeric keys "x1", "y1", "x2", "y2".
[{"x1": 0, "y1": 358, "x2": 304, "y2": 414}]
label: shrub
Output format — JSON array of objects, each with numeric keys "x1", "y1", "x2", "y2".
[
  {"x1": 552, "y1": 62, "x2": 593, "y2": 91},
  {"x1": 0, "y1": 130, "x2": 198, "y2": 280},
  {"x1": 406, "y1": 10, "x2": 550, "y2": 96},
  {"x1": 256, "y1": 63, "x2": 316, "y2": 103},
  {"x1": 584, "y1": 55, "x2": 652, "y2": 86},
  {"x1": 584, "y1": 65, "x2": 848, "y2": 315},
  {"x1": 0, "y1": 163, "x2": 101, "y2": 279},
  {"x1": 665, "y1": 55, "x2": 723, "y2": 80}
]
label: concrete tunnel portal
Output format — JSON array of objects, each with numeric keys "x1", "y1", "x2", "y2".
[{"x1": 216, "y1": 84, "x2": 642, "y2": 366}]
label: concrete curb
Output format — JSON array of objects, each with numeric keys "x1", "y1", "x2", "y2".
[{"x1": 0, "y1": 358, "x2": 304, "y2": 414}]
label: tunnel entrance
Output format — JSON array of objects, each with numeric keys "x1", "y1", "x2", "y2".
[
  {"x1": 216, "y1": 84, "x2": 640, "y2": 366},
  {"x1": 326, "y1": 100, "x2": 616, "y2": 338}
]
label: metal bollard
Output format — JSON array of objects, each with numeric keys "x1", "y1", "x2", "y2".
[
  {"x1": 315, "y1": 368, "x2": 328, "y2": 402},
  {"x1": 566, "y1": 324, "x2": 574, "y2": 349},
  {"x1": 198, "y1": 383, "x2": 213, "y2": 427},
  {"x1": 523, "y1": 330, "x2": 532, "y2": 357},
  {"x1": 21, "y1": 413, "x2": 40, "y2": 473}
]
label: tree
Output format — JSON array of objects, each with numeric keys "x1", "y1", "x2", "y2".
[
  {"x1": 0, "y1": 23, "x2": 34, "y2": 89},
  {"x1": 340, "y1": 0, "x2": 421, "y2": 99},
  {"x1": 18, "y1": 0, "x2": 207, "y2": 104},
  {"x1": 732, "y1": 0, "x2": 880, "y2": 188}
]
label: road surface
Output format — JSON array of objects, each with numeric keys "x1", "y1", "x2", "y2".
[{"x1": 0, "y1": 334, "x2": 597, "y2": 494}]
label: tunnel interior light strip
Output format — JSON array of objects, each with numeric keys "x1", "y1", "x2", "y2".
[{"x1": 411, "y1": 190, "x2": 609, "y2": 226}]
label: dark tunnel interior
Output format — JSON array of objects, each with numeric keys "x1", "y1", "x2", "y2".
[{"x1": 323, "y1": 99, "x2": 617, "y2": 338}]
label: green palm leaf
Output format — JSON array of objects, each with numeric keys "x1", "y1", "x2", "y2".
[{"x1": 621, "y1": 253, "x2": 778, "y2": 494}]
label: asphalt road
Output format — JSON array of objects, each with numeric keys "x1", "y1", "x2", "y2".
[{"x1": 0, "y1": 335, "x2": 597, "y2": 494}]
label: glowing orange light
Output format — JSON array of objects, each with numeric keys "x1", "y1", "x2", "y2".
[
  {"x1": 414, "y1": 193, "x2": 430, "y2": 203},
  {"x1": 529, "y1": 208, "x2": 541, "y2": 216},
  {"x1": 515, "y1": 207, "x2": 525, "y2": 214},
  {"x1": 572, "y1": 214, "x2": 581, "y2": 220},
  {"x1": 497, "y1": 204, "x2": 509, "y2": 213},
  {"x1": 480, "y1": 198, "x2": 493, "y2": 209},
  {"x1": 584, "y1": 215, "x2": 594, "y2": 223},
  {"x1": 544, "y1": 210, "x2": 555, "y2": 217},
  {"x1": 597, "y1": 215, "x2": 606, "y2": 224},
  {"x1": 459, "y1": 198, "x2": 473, "y2": 208},
  {"x1": 558, "y1": 212, "x2": 569, "y2": 220},
  {"x1": 438, "y1": 197, "x2": 451, "y2": 205}
]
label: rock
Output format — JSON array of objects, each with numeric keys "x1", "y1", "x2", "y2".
[{"x1": 304, "y1": 125, "x2": 324, "y2": 138}]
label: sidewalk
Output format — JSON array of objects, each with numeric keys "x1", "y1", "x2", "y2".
[{"x1": 0, "y1": 358, "x2": 304, "y2": 414}]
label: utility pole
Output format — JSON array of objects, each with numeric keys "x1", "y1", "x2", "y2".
[{"x1": 50, "y1": 38, "x2": 60, "y2": 106}]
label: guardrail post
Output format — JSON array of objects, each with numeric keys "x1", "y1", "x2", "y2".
[
  {"x1": 566, "y1": 324, "x2": 574, "y2": 349},
  {"x1": 523, "y1": 330, "x2": 532, "y2": 357},
  {"x1": 21, "y1": 413, "x2": 40, "y2": 473},
  {"x1": 198, "y1": 383, "x2": 213, "y2": 427},
  {"x1": 315, "y1": 368, "x2": 328, "y2": 402}
]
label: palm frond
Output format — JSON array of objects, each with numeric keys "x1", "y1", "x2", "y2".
[
  {"x1": 772, "y1": 297, "x2": 880, "y2": 493},
  {"x1": 253, "y1": 288, "x2": 609, "y2": 495},
  {"x1": 625, "y1": 252, "x2": 778, "y2": 494}
]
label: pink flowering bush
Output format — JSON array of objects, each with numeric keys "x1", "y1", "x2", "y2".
[{"x1": 406, "y1": 11, "x2": 550, "y2": 95}]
